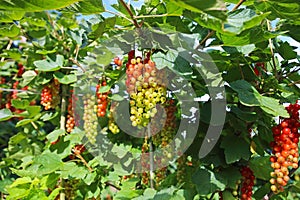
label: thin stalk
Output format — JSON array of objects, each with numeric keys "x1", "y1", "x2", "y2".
[
  {"x1": 1, "y1": 40, "x2": 13, "y2": 62},
  {"x1": 119, "y1": 0, "x2": 140, "y2": 28},
  {"x1": 266, "y1": 20, "x2": 278, "y2": 79},
  {"x1": 104, "y1": 10, "x2": 133, "y2": 24},
  {"x1": 59, "y1": 84, "x2": 67, "y2": 200},
  {"x1": 148, "y1": 124, "x2": 154, "y2": 189}
]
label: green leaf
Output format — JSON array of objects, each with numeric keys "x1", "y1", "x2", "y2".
[
  {"x1": 230, "y1": 80, "x2": 260, "y2": 106},
  {"x1": 21, "y1": 70, "x2": 37, "y2": 86},
  {"x1": 89, "y1": 17, "x2": 116, "y2": 40},
  {"x1": 222, "y1": 190, "x2": 236, "y2": 200},
  {"x1": 53, "y1": 72, "x2": 77, "y2": 84},
  {"x1": 11, "y1": 99, "x2": 30, "y2": 109},
  {"x1": 9, "y1": 177, "x2": 32, "y2": 188},
  {"x1": 259, "y1": 96, "x2": 289, "y2": 118},
  {"x1": 0, "y1": 11, "x2": 25, "y2": 22},
  {"x1": 152, "y1": 51, "x2": 178, "y2": 69},
  {"x1": 0, "y1": 0, "x2": 80, "y2": 12},
  {"x1": 65, "y1": 0, "x2": 104, "y2": 15},
  {"x1": 0, "y1": 24, "x2": 20, "y2": 37},
  {"x1": 15, "y1": 118, "x2": 32, "y2": 127},
  {"x1": 220, "y1": 135, "x2": 251, "y2": 164},
  {"x1": 230, "y1": 106, "x2": 258, "y2": 122},
  {"x1": 192, "y1": 168, "x2": 226, "y2": 195},
  {"x1": 224, "y1": 9, "x2": 271, "y2": 34},
  {"x1": 110, "y1": 94, "x2": 124, "y2": 101},
  {"x1": 46, "y1": 129, "x2": 65, "y2": 143},
  {"x1": 36, "y1": 49, "x2": 57, "y2": 55},
  {"x1": 98, "y1": 85, "x2": 110, "y2": 93},
  {"x1": 9, "y1": 132, "x2": 27, "y2": 144},
  {"x1": 171, "y1": 0, "x2": 227, "y2": 20},
  {"x1": 48, "y1": 188, "x2": 62, "y2": 200},
  {"x1": 34, "y1": 55, "x2": 64, "y2": 72},
  {"x1": 230, "y1": 80, "x2": 289, "y2": 117},
  {"x1": 26, "y1": 106, "x2": 41, "y2": 118},
  {"x1": 277, "y1": 41, "x2": 297, "y2": 60},
  {"x1": 60, "y1": 162, "x2": 88, "y2": 179},
  {"x1": 35, "y1": 153, "x2": 63, "y2": 175},
  {"x1": 218, "y1": 27, "x2": 281, "y2": 46},
  {"x1": 0, "y1": 108, "x2": 13, "y2": 121},
  {"x1": 0, "y1": 49, "x2": 22, "y2": 60},
  {"x1": 254, "y1": 0, "x2": 300, "y2": 21},
  {"x1": 249, "y1": 156, "x2": 273, "y2": 181},
  {"x1": 219, "y1": 167, "x2": 242, "y2": 188}
]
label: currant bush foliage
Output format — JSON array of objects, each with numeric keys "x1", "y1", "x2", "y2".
[{"x1": 0, "y1": 0, "x2": 299, "y2": 199}]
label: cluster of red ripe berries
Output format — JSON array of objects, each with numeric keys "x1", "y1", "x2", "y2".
[
  {"x1": 66, "y1": 93, "x2": 75, "y2": 133},
  {"x1": 96, "y1": 80, "x2": 108, "y2": 117},
  {"x1": 270, "y1": 102, "x2": 300, "y2": 193},
  {"x1": 41, "y1": 79, "x2": 60, "y2": 110},
  {"x1": 240, "y1": 166, "x2": 255, "y2": 200}
]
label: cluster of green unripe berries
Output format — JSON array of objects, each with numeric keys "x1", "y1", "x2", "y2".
[{"x1": 83, "y1": 94, "x2": 98, "y2": 144}]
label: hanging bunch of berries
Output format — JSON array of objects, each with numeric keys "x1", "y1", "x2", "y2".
[
  {"x1": 269, "y1": 102, "x2": 300, "y2": 193},
  {"x1": 141, "y1": 137, "x2": 150, "y2": 186},
  {"x1": 108, "y1": 103, "x2": 120, "y2": 134},
  {"x1": 124, "y1": 50, "x2": 167, "y2": 128},
  {"x1": 66, "y1": 91, "x2": 75, "y2": 133},
  {"x1": 96, "y1": 79, "x2": 108, "y2": 117},
  {"x1": 83, "y1": 93, "x2": 98, "y2": 144},
  {"x1": 41, "y1": 79, "x2": 60, "y2": 110},
  {"x1": 240, "y1": 166, "x2": 255, "y2": 200}
]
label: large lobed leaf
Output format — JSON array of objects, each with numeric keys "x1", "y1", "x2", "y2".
[{"x1": 0, "y1": 0, "x2": 80, "y2": 12}]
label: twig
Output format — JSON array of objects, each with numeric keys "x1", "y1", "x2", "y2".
[
  {"x1": 148, "y1": 124, "x2": 154, "y2": 189},
  {"x1": 69, "y1": 58, "x2": 86, "y2": 72},
  {"x1": 288, "y1": 79, "x2": 300, "y2": 86},
  {"x1": 104, "y1": 10, "x2": 134, "y2": 24},
  {"x1": 75, "y1": 153, "x2": 93, "y2": 172},
  {"x1": 119, "y1": 0, "x2": 140, "y2": 28},
  {"x1": 232, "y1": 0, "x2": 246, "y2": 11},
  {"x1": 105, "y1": 181, "x2": 121, "y2": 191},
  {"x1": 59, "y1": 84, "x2": 67, "y2": 200},
  {"x1": 46, "y1": 11, "x2": 61, "y2": 40},
  {"x1": 266, "y1": 20, "x2": 278, "y2": 79},
  {"x1": 1, "y1": 40, "x2": 13, "y2": 62},
  {"x1": 238, "y1": 64, "x2": 245, "y2": 79},
  {"x1": 134, "y1": 13, "x2": 180, "y2": 19}
]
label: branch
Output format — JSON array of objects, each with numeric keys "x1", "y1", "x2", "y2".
[
  {"x1": 46, "y1": 11, "x2": 61, "y2": 40},
  {"x1": 288, "y1": 79, "x2": 300, "y2": 86},
  {"x1": 119, "y1": 0, "x2": 140, "y2": 28},
  {"x1": 59, "y1": 84, "x2": 67, "y2": 200},
  {"x1": 75, "y1": 153, "x2": 93, "y2": 172},
  {"x1": 266, "y1": 20, "x2": 278, "y2": 79},
  {"x1": 134, "y1": 13, "x2": 180, "y2": 19},
  {"x1": 69, "y1": 58, "x2": 86, "y2": 72},
  {"x1": 232, "y1": 0, "x2": 246, "y2": 11},
  {"x1": 104, "y1": 10, "x2": 134, "y2": 24},
  {"x1": 148, "y1": 125, "x2": 154, "y2": 189},
  {"x1": 0, "y1": 40, "x2": 13, "y2": 62}
]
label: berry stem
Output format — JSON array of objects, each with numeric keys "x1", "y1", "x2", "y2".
[
  {"x1": 59, "y1": 84, "x2": 67, "y2": 200},
  {"x1": 119, "y1": 0, "x2": 140, "y2": 28},
  {"x1": 148, "y1": 124, "x2": 154, "y2": 189},
  {"x1": 75, "y1": 153, "x2": 93, "y2": 172}
]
